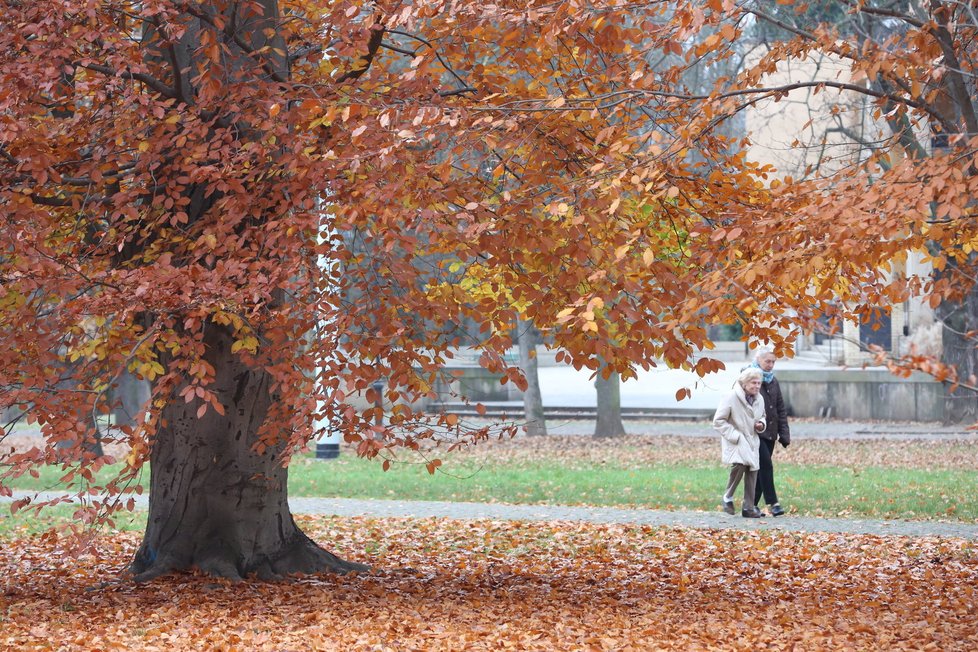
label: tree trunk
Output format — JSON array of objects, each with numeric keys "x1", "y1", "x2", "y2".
[
  {"x1": 124, "y1": 2, "x2": 364, "y2": 581},
  {"x1": 937, "y1": 282, "x2": 978, "y2": 424},
  {"x1": 130, "y1": 323, "x2": 366, "y2": 581},
  {"x1": 594, "y1": 368, "x2": 625, "y2": 437},
  {"x1": 112, "y1": 371, "x2": 150, "y2": 428},
  {"x1": 517, "y1": 318, "x2": 547, "y2": 436}
]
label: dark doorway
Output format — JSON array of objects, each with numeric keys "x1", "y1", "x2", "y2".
[{"x1": 859, "y1": 307, "x2": 892, "y2": 351}]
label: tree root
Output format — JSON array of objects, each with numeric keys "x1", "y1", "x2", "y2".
[{"x1": 129, "y1": 531, "x2": 368, "y2": 582}]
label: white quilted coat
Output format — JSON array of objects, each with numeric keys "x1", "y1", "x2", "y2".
[{"x1": 712, "y1": 382, "x2": 765, "y2": 470}]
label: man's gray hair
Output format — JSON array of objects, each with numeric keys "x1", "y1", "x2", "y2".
[{"x1": 754, "y1": 346, "x2": 775, "y2": 361}]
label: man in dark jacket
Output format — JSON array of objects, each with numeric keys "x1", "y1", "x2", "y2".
[{"x1": 752, "y1": 348, "x2": 790, "y2": 516}]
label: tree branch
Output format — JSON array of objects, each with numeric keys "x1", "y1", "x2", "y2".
[
  {"x1": 824, "y1": 125, "x2": 897, "y2": 167},
  {"x1": 837, "y1": 0, "x2": 926, "y2": 28},
  {"x1": 928, "y1": 0, "x2": 978, "y2": 136},
  {"x1": 386, "y1": 29, "x2": 475, "y2": 95},
  {"x1": 0, "y1": 146, "x2": 17, "y2": 165},
  {"x1": 289, "y1": 44, "x2": 324, "y2": 64},
  {"x1": 79, "y1": 63, "x2": 176, "y2": 99},
  {"x1": 873, "y1": 76, "x2": 932, "y2": 159},
  {"x1": 167, "y1": 39, "x2": 189, "y2": 103},
  {"x1": 380, "y1": 40, "x2": 416, "y2": 56},
  {"x1": 745, "y1": 5, "x2": 819, "y2": 42},
  {"x1": 178, "y1": 2, "x2": 289, "y2": 84},
  {"x1": 335, "y1": 23, "x2": 386, "y2": 84},
  {"x1": 478, "y1": 80, "x2": 938, "y2": 116},
  {"x1": 24, "y1": 193, "x2": 75, "y2": 207},
  {"x1": 438, "y1": 86, "x2": 478, "y2": 97}
]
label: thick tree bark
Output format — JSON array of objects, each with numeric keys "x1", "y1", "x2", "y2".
[
  {"x1": 516, "y1": 318, "x2": 547, "y2": 437},
  {"x1": 130, "y1": 324, "x2": 366, "y2": 581},
  {"x1": 594, "y1": 367, "x2": 625, "y2": 438},
  {"x1": 937, "y1": 282, "x2": 978, "y2": 424}
]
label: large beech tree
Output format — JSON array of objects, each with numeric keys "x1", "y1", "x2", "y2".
[{"x1": 2, "y1": 0, "x2": 977, "y2": 580}]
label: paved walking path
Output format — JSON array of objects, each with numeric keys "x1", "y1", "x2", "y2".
[
  {"x1": 289, "y1": 497, "x2": 978, "y2": 540},
  {"x1": 6, "y1": 491, "x2": 978, "y2": 540}
]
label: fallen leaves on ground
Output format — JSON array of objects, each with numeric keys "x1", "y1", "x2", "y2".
[
  {"x1": 7, "y1": 428, "x2": 977, "y2": 472},
  {"x1": 440, "y1": 432, "x2": 978, "y2": 471},
  {"x1": 2, "y1": 516, "x2": 976, "y2": 651}
]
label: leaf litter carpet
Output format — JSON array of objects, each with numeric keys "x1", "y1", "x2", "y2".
[{"x1": 2, "y1": 515, "x2": 976, "y2": 650}]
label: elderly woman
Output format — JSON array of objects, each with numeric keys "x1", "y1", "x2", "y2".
[{"x1": 714, "y1": 367, "x2": 766, "y2": 518}]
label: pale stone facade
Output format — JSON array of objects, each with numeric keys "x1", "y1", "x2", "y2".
[{"x1": 742, "y1": 49, "x2": 937, "y2": 366}]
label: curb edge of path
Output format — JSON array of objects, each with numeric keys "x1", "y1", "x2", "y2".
[{"x1": 4, "y1": 492, "x2": 977, "y2": 540}]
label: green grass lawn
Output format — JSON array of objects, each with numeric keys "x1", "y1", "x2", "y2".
[
  {"x1": 5, "y1": 451, "x2": 975, "y2": 525},
  {"x1": 0, "y1": 503, "x2": 147, "y2": 538},
  {"x1": 1, "y1": 462, "x2": 134, "y2": 493},
  {"x1": 288, "y1": 455, "x2": 977, "y2": 521}
]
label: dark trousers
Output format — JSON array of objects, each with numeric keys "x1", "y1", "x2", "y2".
[{"x1": 754, "y1": 437, "x2": 779, "y2": 507}]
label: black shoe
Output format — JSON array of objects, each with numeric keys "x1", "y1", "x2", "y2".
[
  {"x1": 742, "y1": 508, "x2": 763, "y2": 518},
  {"x1": 771, "y1": 504, "x2": 785, "y2": 517},
  {"x1": 722, "y1": 498, "x2": 735, "y2": 515}
]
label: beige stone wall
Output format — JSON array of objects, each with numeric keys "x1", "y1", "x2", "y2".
[
  {"x1": 744, "y1": 50, "x2": 869, "y2": 178},
  {"x1": 742, "y1": 48, "x2": 935, "y2": 364}
]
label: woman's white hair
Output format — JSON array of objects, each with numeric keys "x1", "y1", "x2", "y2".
[{"x1": 738, "y1": 367, "x2": 763, "y2": 387}]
